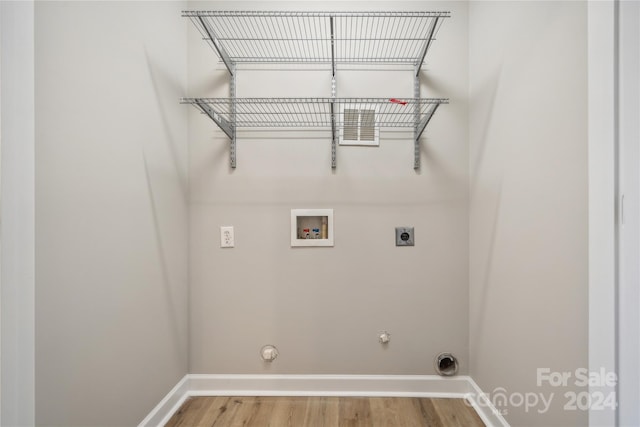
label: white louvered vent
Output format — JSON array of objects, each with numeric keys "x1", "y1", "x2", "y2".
[{"x1": 340, "y1": 106, "x2": 379, "y2": 146}]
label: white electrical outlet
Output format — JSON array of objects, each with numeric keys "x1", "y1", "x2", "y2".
[{"x1": 220, "y1": 226, "x2": 234, "y2": 248}]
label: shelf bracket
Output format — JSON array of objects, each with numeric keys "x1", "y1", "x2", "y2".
[
  {"x1": 415, "y1": 17, "x2": 440, "y2": 77},
  {"x1": 198, "y1": 16, "x2": 234, "y2": 76},
  {"x1": 414, "y1": 103, "x2": 441, "y2": 169},
  {"x1": 417, "y1": 103, "x2": 440, "y2": 141},
  {"x1": 194, "y1": 100, "x2": 234, "y2": 140}
]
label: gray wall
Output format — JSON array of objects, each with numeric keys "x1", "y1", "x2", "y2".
[
  {"x1": 34, "y1": 2, "x2": 189, "y2": 426},
  {"x1": 468, "y1": 2, "x2": 588, "y2": 426},
  {"x1": 188, "y1": 1, "x2": 470, "y2": 375}
]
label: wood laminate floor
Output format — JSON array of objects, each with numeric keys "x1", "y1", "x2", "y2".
[{"x1": 164, "y1": 396, "x2": 486, "y2": 427}]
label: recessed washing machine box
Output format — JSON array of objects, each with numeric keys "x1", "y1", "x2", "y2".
[{"x1": 291, "y1": 209, "x2": 334, "y2": 247}]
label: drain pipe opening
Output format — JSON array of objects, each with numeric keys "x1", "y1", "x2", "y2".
[{"x1": 434, "y1": 352, "x2": 458, "y2": 376}]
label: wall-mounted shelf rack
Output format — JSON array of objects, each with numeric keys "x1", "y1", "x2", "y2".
[{"x1": 184, "y1": 10, "x2": 450, "y2": 169}]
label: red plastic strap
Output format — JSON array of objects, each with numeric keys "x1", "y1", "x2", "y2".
[{"x1": 390, "y1": 98, "x2": 408, "y2": 105}]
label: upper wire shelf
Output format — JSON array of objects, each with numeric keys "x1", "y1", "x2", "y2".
[{"x1": 184, "y1": 10, "x2": 450, "y2": 66}]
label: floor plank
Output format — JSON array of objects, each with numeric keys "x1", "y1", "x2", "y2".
[
  {"x1": 339, "y1": 397, "x2": 371, "y2": 427},
  {"x1": 417, "y1": 398, "x2": 445, "y2": 427},
  {"x1": 164, "y1": 396, "x2": 485, "y2": 427},
  {"x1": 432, "y1": 397, "x2": 485, "y2": 427},
  {"x1": 302, "y1": 396, "x2": 339, "y2": 427}
]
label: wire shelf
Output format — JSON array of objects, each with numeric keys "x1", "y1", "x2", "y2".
[
  {"x1": 182, "y1": 97, "x2": 448, "y2": 128},
  {"x1": 184, "y1": 11, "x2": 450, "y2": 65}
]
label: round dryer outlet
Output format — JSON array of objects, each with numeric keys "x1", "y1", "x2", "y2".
[{"x1": 434, "y1": 352, "x2": 458, "y2": 376}]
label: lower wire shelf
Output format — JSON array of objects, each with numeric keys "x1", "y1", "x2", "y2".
[
  {"x1": 183, "y1": 97, "x2": 447, "y2": 127},
  {"x1": 182, "y1": 97, "x2": 448, "y2": 168}
]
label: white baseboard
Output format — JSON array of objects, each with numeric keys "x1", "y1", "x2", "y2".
[
  {"x1": 138, "y1": 375, "x2": 190, "y2": 427},
  {"x1": 187, "y1": 374, "x2": 472, "y2": 397},
  {"x1": 139, "y1": 374, "x2": 509, "y2": 427},
  {"x1": 466, "y1": 377, "x2": 511, "y2": 427}
]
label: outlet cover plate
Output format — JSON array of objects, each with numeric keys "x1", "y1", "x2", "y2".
[
  {"x1": 220, "y1": 226, "x2": 234, "y2": 248},
  {"x1": 395, "y1": 227, "x2": 414, "y2": 246}
]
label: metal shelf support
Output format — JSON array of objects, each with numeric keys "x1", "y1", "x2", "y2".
[
  {"x1": 194, "y1": 100, "x2": 233, "y2": 139},
  {"x1": 197, "y1": 15, "x2": 234, "y2": 75},
  {"x1": 415, "y1": 16, "x2": 441, "y2": 77},
  {"x1": 416, "y1": 103, "x2": 441, "y2": 142}
]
